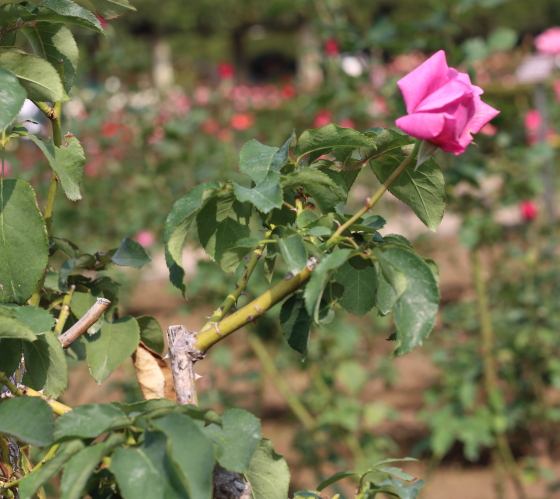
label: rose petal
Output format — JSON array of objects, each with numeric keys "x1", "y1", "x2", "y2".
[
  {"x1": 466, "y1": 97, "x2": 500, "y2": 135},
  {"x1": 397, "y1": 50, "x2": 449, "y2": 114},
  {"x1": 395, "y1": 113, "x2": 445, "y2": 141},
  {"x1": 415, "y1": 78, "x2": 474, "y2": 113}
]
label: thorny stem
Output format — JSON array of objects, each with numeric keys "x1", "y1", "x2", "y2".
[
  {"x1": 53, "y1": 285, "x2": 75, "y2": 336},
  {"x1": 323, "y1": 140, "x2": 420, "y2": 250},
  {"x1": 472, "y1": 248, "x2": 526, "y2": 499},
  {"x1": 2, "y1": 444, "x2": 61, "y2": 489},
  {"x1": 195, "y1": 259, "x2": 317, "y2": 352},
  {"x1": 200, "y1": 236, "x2": 270, "y2": 333},
  {"x1": 0, "y1": 371, "x2": 71, "y2": 416}
]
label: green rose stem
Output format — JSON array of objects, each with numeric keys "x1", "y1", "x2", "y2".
[
  {"x1": 323, "y1": 140, "x2": 421, "y2": 250},
  {"x1": 195, "y1": 142, "x2": 422, "y2": 353},
  {"x1": 0, "y1": 371, "x2": 70, "y2": 417},
  {"x1": 472, "y1": 248, "x2": 526, "y2": 499},
  {"x1": 29, "y1": 64, "x2": 65, "y2": 307},
  {"x1": 200, "y1": 235, "x2": 271, "y2": 334}
]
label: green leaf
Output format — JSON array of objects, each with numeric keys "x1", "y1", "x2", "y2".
[
  {"x1": 0, "y1": 67, "x2": 25, "y2": 132},
  {"x1": 304, "y1": 249, "x2": 352, "y2": 321},
  {"x1": 50, "y1": 237, "x2": 80, "y2": 258},
  {"x1": 0, "y1": 339, "x2": 22, "y2": 375},
  {"x1": 55, "y1": 403, "x2": 130, "y2": 441},
  {"x1": 336, "y1": 360, "x2": 368, "y2": 395},
  {"x1": 204, "y1": 408, "x2": 261, "y2": 473},
  {"x1": 262, "y1": 255, "x2": 275, "y2": 283},
  {"x1": 234, "y1": 171, "x2": 283, "y2": 214},
  {"x1": 279, "y1": 292, "x2": 311, "y2": 356},
  {"x1": 0, "y1": 32, "x2": 16, "y2": 47},
  {"x1": 370, "y1": 150, "x2": 446, "y2": 231},
  {"x1": 60, "y1": 433, "x2": 124, "y2": 499},
  {"x1": 84, "y1": 316, "x2": 140, "y2": 384},
  {"x1": 37, "y1": 0, "x2": 104, "y2": 33},
  {"x1": 197, "y1": 188, "x2": 251, "y2": 263},
  {"x1": 293, "y1": 124, "x2": 375, "y2": 162},
  {"x1": 21, "y1": 22, "x2": 79, "y2": 92},
  {"x1": 23, "y1": 331, "x2": 68, "y2": 397},
  {"x1": 151, "y1": 413, "x2": 214, "y2": 499},
  {"x1": 13, "y1": 305, "x2": 55, "y2": 334},
  {"x1": 137, "y1": 315, "x2": 165, "y2": 355},
  {"x1": 368, "y1": 457, "x2": 418, "y2": 468},
  {"x1": 374, "y1": 247, "x2": 439, "y2": 356},
  {"x1": 164, "y1": 182, "x2": 221, "y2": 295},
  {"x1": 0, "y1": 316, "x2": 36, "y2": 340},
  {"x1": 18, "y1": 440, "x2": 86, "y2": 499},
  {"x1": 0, "y1": 50, "x2": 64, "y2": 102},
  {"x1": 88, "y1": 0, "x2": 136, "y2": 19},
  {"x1": 270, "y1": 130, "x2": 295, "y2": 171},
  {"x1": 111, "y1": 438, "x2": 186, "y2": 499},
  {"x1": 26, "y1": 136, "x2": 85, "y2": 201},
  {"x1": 111, "y1": 236, "x2": 152, "y2": 268},
  {"x1": 275, "y1": 234, "x2": 307, "y2": 274},
  {"x1": 0, "y1": 179, "x2": 48, "y2": 305},
  {"x1": 70, "y1": 291, "x2": 96, "y2": 319},
  {"x1": 246, "y1": 438, "x2": 290, "y2": 499},
  {"x1": 282, "y1": 169, "x2": 346, "y2": 213},
  {"x1": 335, "y1": 259, "x2": 377, "y2": 317},
  {"x1": 112, "y1": 398, "x2": 176, "y2": 416},
  {"x1": 219, "y1": 237, "x2": 259, "y2": 273},
  {"x1": 317, "y1": 471, "x2": 359, "y2": 491},
  {"x1": 387, "y1": 478, "x2": 425, "y2": 499},
  {"x1": 375, "y1": 467, "x2": 416, "y2": 482},
  {"x1": 239, "y1": 139, "x2": 279, "y2": 183},
  {"x1": 0, "y1": 397, "x2": 53, "y2": 446},
  {"x1": 375, "y1": 262, "x2": 400, "y2": 317},
  {"x1": 361, "y1": 128, "x2": 414, "y2": 160}
]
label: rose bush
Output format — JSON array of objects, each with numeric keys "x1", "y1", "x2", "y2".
[{"x1": 395, "y1": 50, "x2": 499, "y2": 154}]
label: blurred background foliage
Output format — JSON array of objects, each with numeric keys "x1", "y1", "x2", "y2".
[{"x1": 5, "y1": 0, "x2": 560, "y2": 495}]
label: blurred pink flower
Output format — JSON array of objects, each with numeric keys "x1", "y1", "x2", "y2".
[
  {"x1": 313, "y1": 109, "x2": 332, "y2": 128},
  {"x1": 524, "y1": 109, "x2": 542, "y2": 132},
  {"x1": 136, "y1": 230, "x2": 155, "y2": 248},
  {"x1": 1, "y1": 160, "x2": 12, "y2": 176},
  {"x1": 230, "y1": 113, "x2": 254, "y2": 131},
  {"x1": 480, "y1": 123, "x2": 497, "y2": 136},
  {"x1": 520, "y1": 200, "x2": 538, "y2": 222},
  {"x1": 325, "y1": 38, "x2": 339, "y2": 56},
  {"x1": 395, "y1": 50, "x2": 500, "y2": 155},
  {"x1": 339, "y1": 118, "x2": 355, "y2": 129},
  {"x1": 194, "y1": 86, "x2": 211, "y2": 106},
  {"x1": 535, "y1": 27, "x2": 560, "y2": 55}
]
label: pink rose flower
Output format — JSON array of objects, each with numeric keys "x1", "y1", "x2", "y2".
[
  {"x1": 535, "y1": 27, "x2": 560, "y2": 55},
  {"x1": 395, "y1": 50, "x2": 499, "y2": 155}
]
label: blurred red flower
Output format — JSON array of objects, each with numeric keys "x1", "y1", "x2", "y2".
[
  {"x1": 480, "y1": 123, "x2": 497, "y2": 136},
  {"x1": 524, "y1": 109, "x2": 542, "y2": 132},
  {"x1": 218, "y1": 62, "x2": 235, "y2": 80},
  {"x1": 339, "y1": 118, "x2": 355, "y2": 129},
  {"x1": 520, "y1": 200, "x2": 538, "y2": 221},
  {"x1": 201, "y1": 119, "x2": 220, "y2": 135},
  {"x1": 314, "y1": 109, "x2": 332, "y2": 128},
  {"x1": 102, "y1": 122, "x2": 119, "y2": 138},
  {"x1": 281, "y1": 84, "x2": 296, "y2": 99},
  {"x1": 230, "y1": 113, "x2": 254, "y2": 131},
  {"x1": 325, "y1": 38, "x2": 339, "y2": 56}
]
